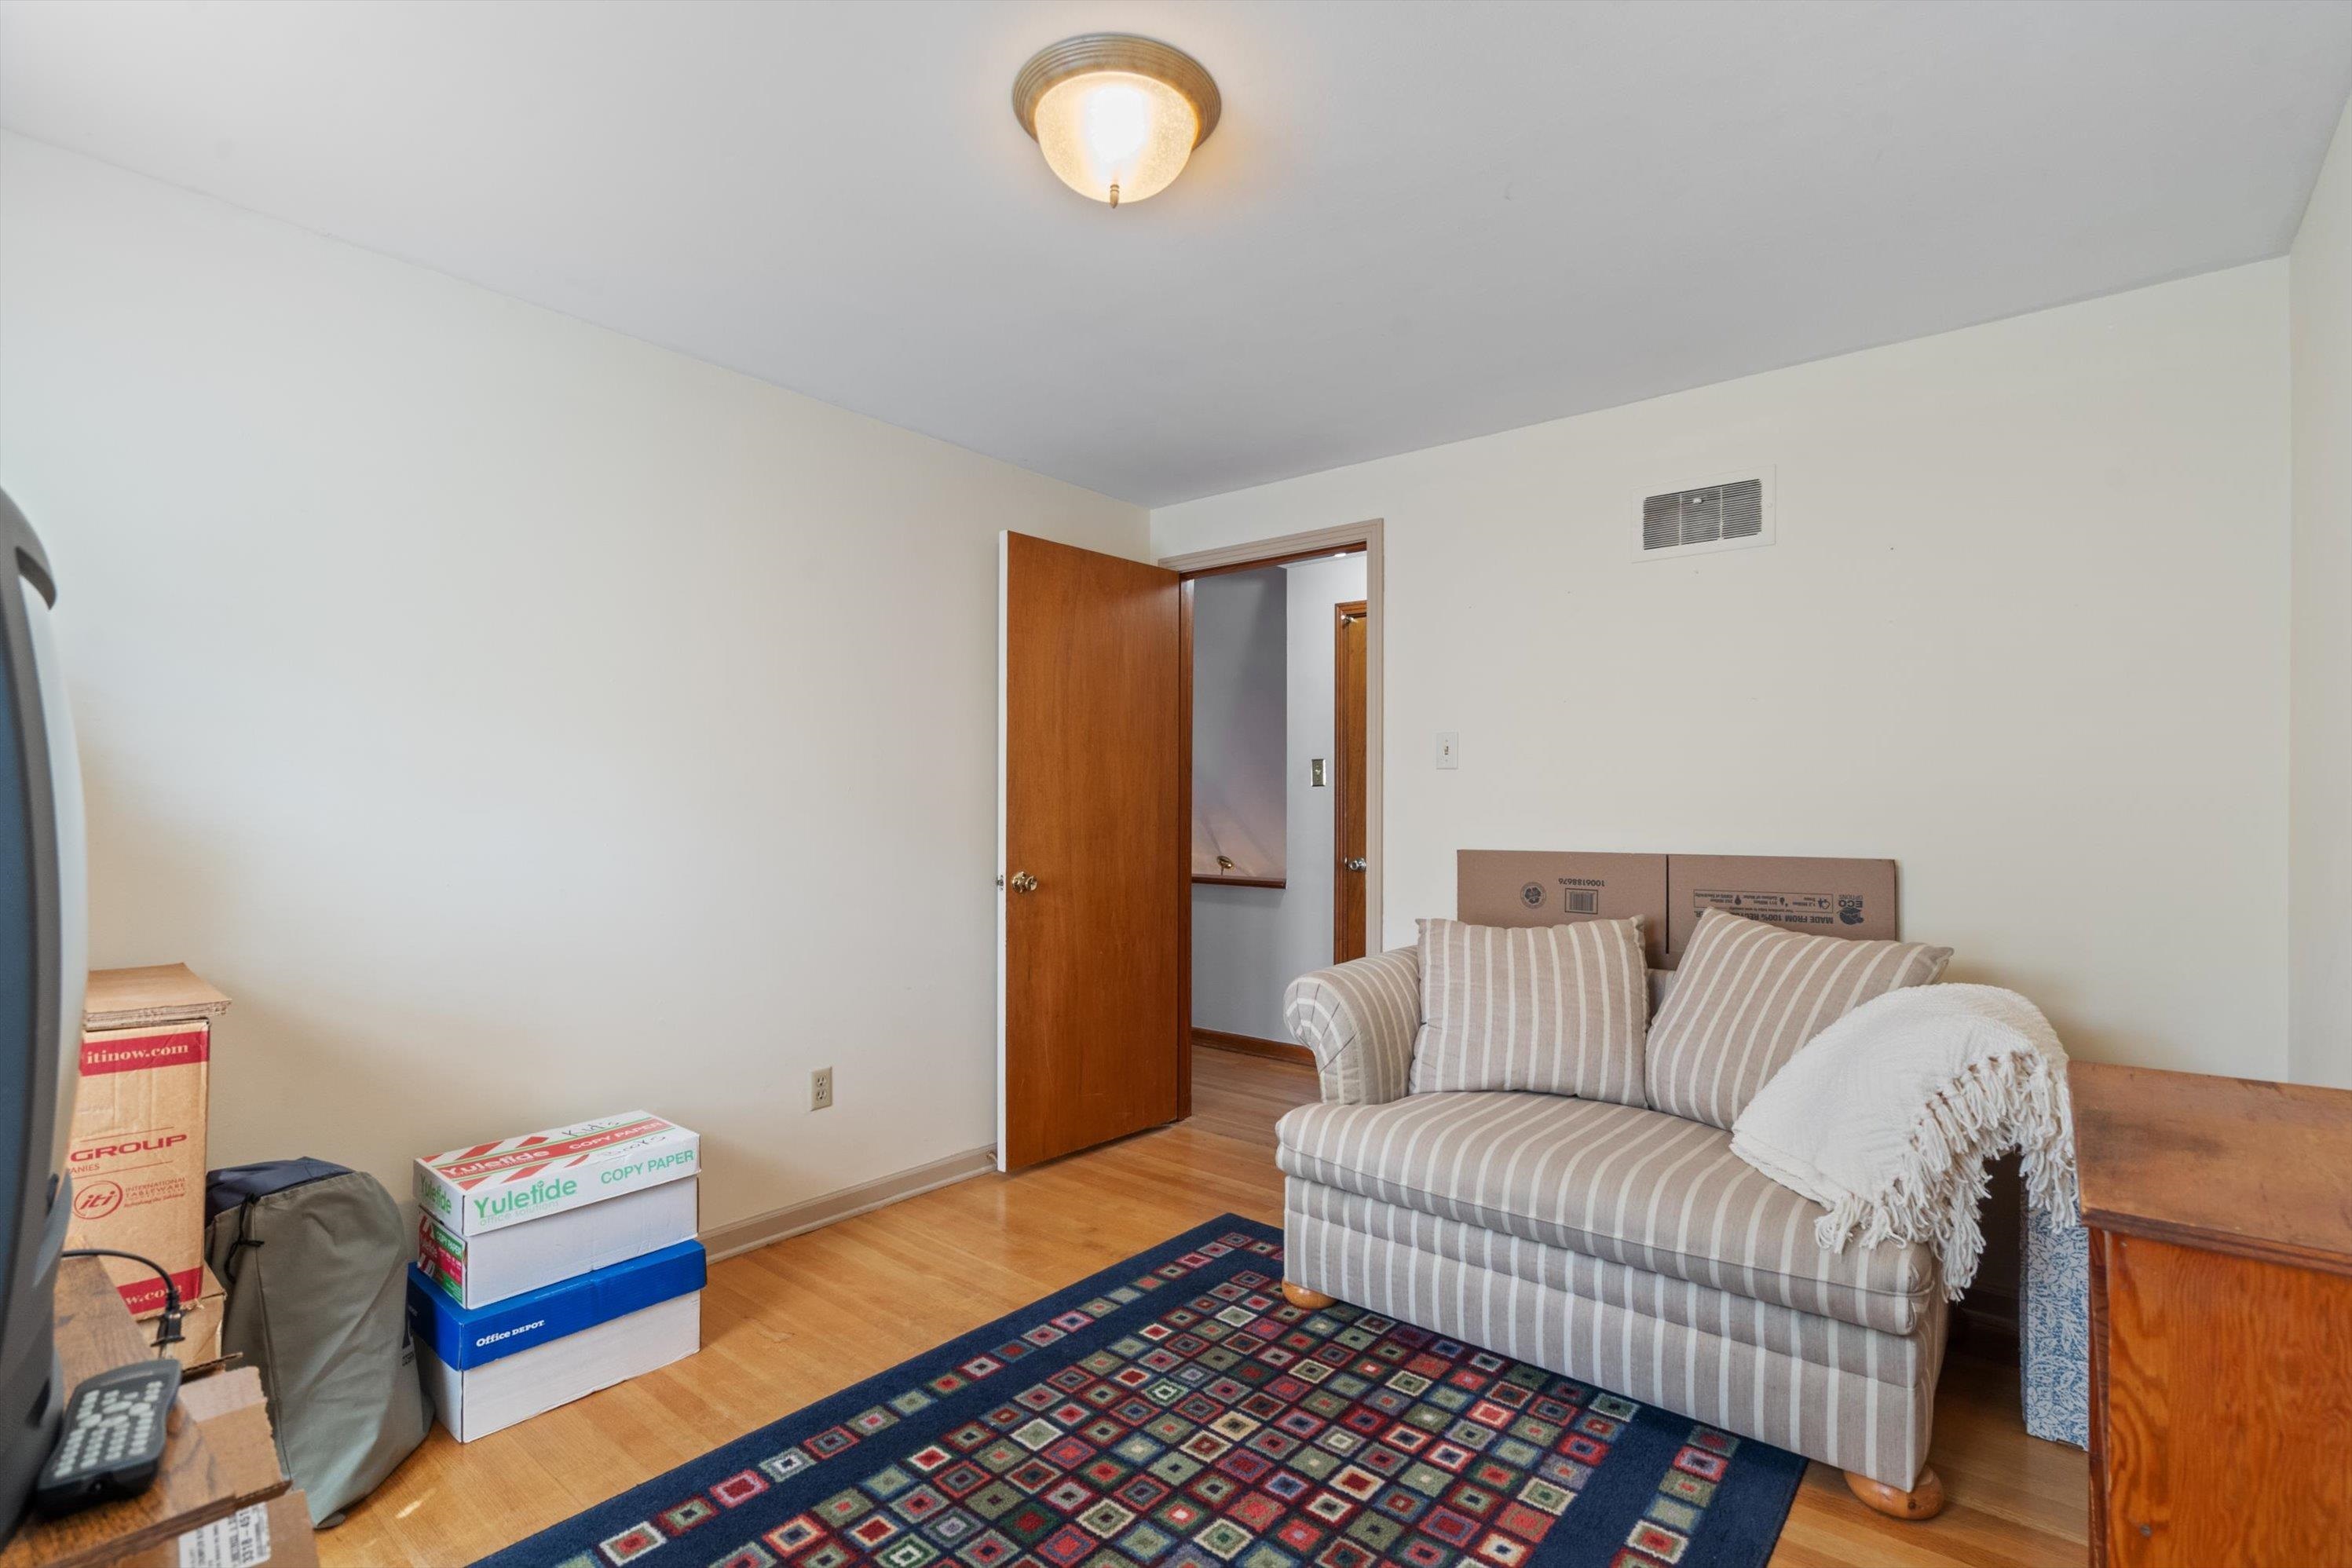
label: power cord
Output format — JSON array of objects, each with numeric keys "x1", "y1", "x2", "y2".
[{"x1": 60, "y1": 1248, "x2": 185, "y2": 1358}]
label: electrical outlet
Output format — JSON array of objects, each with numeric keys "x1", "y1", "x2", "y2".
[
  {"x1": 810, "y1": 1067, "x2": 835, "y2": 1112},
  {"x1": 1436, "y1": 732, "x2": 1459, "y2": 769}
]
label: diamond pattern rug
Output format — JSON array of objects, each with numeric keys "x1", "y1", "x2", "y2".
[{"x1": 474, "y1": 1215, "x2": 1803, "y2": 1568}]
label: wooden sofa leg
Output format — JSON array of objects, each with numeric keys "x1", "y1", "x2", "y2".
[
  {"x1": 1282, "y1": 1282, "x2": 1337, "y2": 1310},
  {"x1": 1844, "y1": 1467, "x2": 1945, "y2": 1520}
]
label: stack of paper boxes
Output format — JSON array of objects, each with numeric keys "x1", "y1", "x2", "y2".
[{"x1": 407, "y1": 1112, "x2": 706, "y2": 1442}]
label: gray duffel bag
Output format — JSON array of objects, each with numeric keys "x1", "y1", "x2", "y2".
[{"x1": 206, "y1": 1158, "x2": 429, "y2": 1526}]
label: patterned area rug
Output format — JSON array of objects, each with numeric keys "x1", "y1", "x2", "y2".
[{"x1": 477, "y1": 1216, "x2": 1802, "y2": 1568}]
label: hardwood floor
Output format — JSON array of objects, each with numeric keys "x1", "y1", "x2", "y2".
[
  {"x1": 325, "y1": 1047, "x2": 2087, "y2": 1566},
  {"x1": 1186, "y1": 1037, "x2": 1319, "y2": 1149}
]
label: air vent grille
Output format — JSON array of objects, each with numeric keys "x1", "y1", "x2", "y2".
[{"x1": 1643, "y1": 479, "x2": 1765, "y2": 551}]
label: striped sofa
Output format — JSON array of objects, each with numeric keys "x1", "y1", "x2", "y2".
[{"x1": 1275, "y1": 946, "x2": 1949, "y2": 1513}]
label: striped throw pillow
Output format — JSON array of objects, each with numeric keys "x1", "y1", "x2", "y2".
[
  {"x1": 1645, "y1": 908, "x2": 1951, "y2": 1130},
  {"x1": 1409, "y1": 916, "x2": 1648, "y2": 1105}
]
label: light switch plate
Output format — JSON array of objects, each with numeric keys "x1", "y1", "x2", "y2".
[
  {"x1": 1310, "y1": 758, "x2": 1326, "y2": 787},
  {"x1": 1436, "y1": 732, "x2": 1459, "y2": 769}
]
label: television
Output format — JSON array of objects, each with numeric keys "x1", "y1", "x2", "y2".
[{"x1": 0, "y1": 485, "x2": 85, "y2": 1540}]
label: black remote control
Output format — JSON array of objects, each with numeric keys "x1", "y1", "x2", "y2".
[{"x1": 32, "y1": 1358, "x2": 180, "y2": 1517}]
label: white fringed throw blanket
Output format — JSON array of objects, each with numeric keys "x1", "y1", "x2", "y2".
[{"x1": 1728, "y1": 983, "x2": 2078, "y2": 1300}]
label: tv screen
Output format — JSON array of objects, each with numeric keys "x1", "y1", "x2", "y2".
[{"x1": 0, "y1": 485, "x2": 86, "y2": 1540}]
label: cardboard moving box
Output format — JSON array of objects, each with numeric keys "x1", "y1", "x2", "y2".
[
  {"x1": 408, "y1": 1239, "x2": 705, "y2": 1442},
  {"x1": 420, "y1": 1175, "x2": 700, "y2": 1309},
  {"x1": 1662, "y1": 854, "x2": 1899, "y2": 959},
  {"x1": 69, "y1": 965, "x2": 230, "y2": 1318},
  {"x1": 415, "y1": 1112, "x2": 700, "y2": 1240},
  {"x1": 1456, "y1": 850, "x2": 1670, "y2": 967},
  {"x1": 1456, "y1": 852, "x2": 1901, "y2": 967},
  {"x1": 67, "y1": 1021, "x2": 210, "y2": 1317},
  {"x1": 82, "y1": 963, "x2": 232, "y2": 1032}
]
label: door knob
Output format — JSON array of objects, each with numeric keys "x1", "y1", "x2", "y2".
[
  {"x1": 1009, "y1": 872, "x2": 1040, "y2": 894},
  {"x1": 1344, "y1": 858, "x2": 1368, "y2": 872}
]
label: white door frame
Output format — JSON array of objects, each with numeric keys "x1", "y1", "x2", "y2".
[{"x1": 1159, "y1": 519, "x2": 1386, "y2": 958}]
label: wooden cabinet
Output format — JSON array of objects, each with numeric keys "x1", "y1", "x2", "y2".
[{"x1": 2074, "y1": 1062, "x2": 2352, "y2": 1567}]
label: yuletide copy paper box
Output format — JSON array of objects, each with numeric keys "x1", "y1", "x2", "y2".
[
  {"x1": 415, "y1": 1111, "x2": 700, "y2": 1239},
  {"x1": 65, "y1": 1022, "x2": 210, "y2": 1317},
  {"x1": 408, "y1": 1239, "x2": 706, "y2": 1442},
  {"x1": 419, "y1": 1176, "x2": 700, "y2": 1309}
]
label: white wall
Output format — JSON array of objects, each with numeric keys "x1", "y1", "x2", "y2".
[
  {"x1": 1193, "y1": 554, "x2": 1366, "y2": 1040},
  {"x1": 2291, "y1": 97, "x2": 2352, "y2": 1091},
  {"x1": 1158, "y1": 265, "x2": 2292, "y2": 1079},
  {"x1": 1191, "y1": 568, "x2": 1286, "y2": 877},
  {"x1": 0, "y1": 133, "x2": 1148, "y2": 1234}
]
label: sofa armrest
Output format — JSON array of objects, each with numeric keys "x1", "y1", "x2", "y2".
[{"x1": 1282, "y1": 947, "x2": 1421, "y2": 1106}]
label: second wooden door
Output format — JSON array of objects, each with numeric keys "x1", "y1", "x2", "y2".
[{"x1": 1333, "y1": 600, "x2": 1368, "y2": 963}]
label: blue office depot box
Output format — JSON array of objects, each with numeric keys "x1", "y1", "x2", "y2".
[{"x1": 408, "y1": 1238, "x2": 704, "y2": 1439}]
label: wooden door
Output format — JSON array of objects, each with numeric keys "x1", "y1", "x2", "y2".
[
  {"x1": 1333, "y1": 601, "x2": 1368, "y2": 962},
  {"x1": 999, "y1": 532, "x2": 1187, "y2": 1169}
]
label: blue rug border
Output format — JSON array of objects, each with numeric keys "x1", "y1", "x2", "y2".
[{"x1": 474, "y1": 1211, "x2": 1809, "y2": 1568}]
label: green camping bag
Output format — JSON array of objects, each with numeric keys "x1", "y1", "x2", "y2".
[{"x1": 205, "y1": 1158, "x2": 428, "y2": 1526}]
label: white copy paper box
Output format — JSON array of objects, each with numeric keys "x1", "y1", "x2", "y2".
[
  {"x1": 419, "y1": 1177, "x2": 701, "y2": 1309},
  {"x1": 419, "y1": 1292, "x2": 703, "y2": 1442},
  {"x1": 415, "y1": 1111, "x2": 699, "y2": 1237}
]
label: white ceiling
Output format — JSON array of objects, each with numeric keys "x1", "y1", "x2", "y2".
[{"x1": 5, "y1": 2, "x2": 2350, "y2": 506}]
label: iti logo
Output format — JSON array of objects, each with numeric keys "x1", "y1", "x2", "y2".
[
  {"x1": 1520, "y1": 883, "x2": 1545, "y2": 909},
  {"x1": 1838, "y1": 894, "x2": 1865, "y2": 927},
  {"x1": 73, "y1": 1180, "x2": 124, "y2": 1220}
]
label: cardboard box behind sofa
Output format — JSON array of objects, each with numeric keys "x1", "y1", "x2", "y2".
[
  {"x1": 1663, "y1": 853, "x2": 1898, "y2": 956},
  {"x1": 1457, "y1": 851, "x2": 1671, "y2": 966},
  {"x1": 68, "y1": 965, "x2": 229, "y2": 1318},
  {"x1": 1458, "y1": 850, "x2": 1900, "y2": 966}
]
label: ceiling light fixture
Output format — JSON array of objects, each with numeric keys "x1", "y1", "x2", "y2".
[{"x1": 1012, "y1": 34, "x2": 1220, "y2": 209}]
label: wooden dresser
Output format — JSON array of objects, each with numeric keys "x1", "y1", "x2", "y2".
[{"x1": 2072, "y1": 1062, "x2": 2352, "y2": 1567}]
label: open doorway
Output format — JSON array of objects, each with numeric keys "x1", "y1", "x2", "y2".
[
  {"x1": 993, "y1": 521, "x2": 1380, "y2": 1170},
  {"x1": 1179, "y1": 543, "x2": 1374, "y2": 1070}
]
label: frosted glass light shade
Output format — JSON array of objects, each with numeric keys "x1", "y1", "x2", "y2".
[
  {"x1": 1032, "y1": 71, "x2": 1198, "y2": 207},
  {"x1": 1014, "y1": 35, "x2": 1220, "y2": 209}
]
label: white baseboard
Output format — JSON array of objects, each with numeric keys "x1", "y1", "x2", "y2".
[{"x1": 700, "y1": 1144, "x2": 999, "y2": 1263}]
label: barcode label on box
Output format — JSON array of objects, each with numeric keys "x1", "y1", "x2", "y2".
[
  {"x1": 178, "y1": 1502, "x2": 271, "y2": 1568},
  {"x1": 1560, "y1": 888, "x2": 1599, "y2": 916}
]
